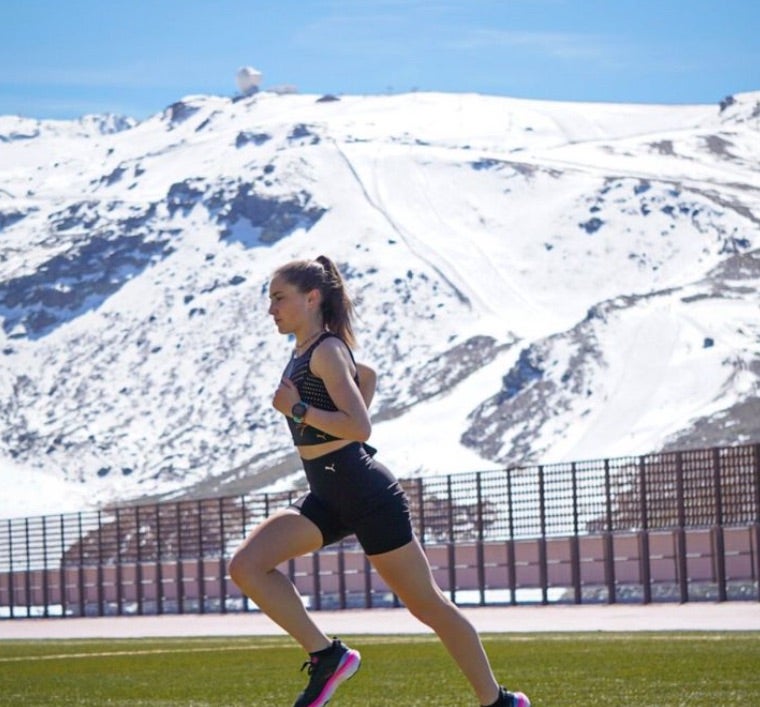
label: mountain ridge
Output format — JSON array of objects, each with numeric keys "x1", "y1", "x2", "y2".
[{"x1": 1, "y1": 89, "x2": 758, "y2": 518}]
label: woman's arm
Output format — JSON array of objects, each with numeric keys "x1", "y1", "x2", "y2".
[
  {"x1": 356, "y1": 362, "x2": 377, "y2": 408},
  {"x1": 272, "y1": 338, "x2": 372, "y2": 442}
]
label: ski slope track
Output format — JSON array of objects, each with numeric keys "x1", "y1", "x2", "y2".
[{"x1": 0, "y1": 90, "x2": 758, "y2": 518}]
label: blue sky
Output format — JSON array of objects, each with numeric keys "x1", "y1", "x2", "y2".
[{"x1": 1, "y1": 0, "x2": 758, "y2": 120}]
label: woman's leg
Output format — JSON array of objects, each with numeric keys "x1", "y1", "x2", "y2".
[
  {"x1": 368, "y1": 536, "x2": 501, "y2": 706},
  {"x1": 228, "y1": 508, "x2": 331, "y2": 653}
]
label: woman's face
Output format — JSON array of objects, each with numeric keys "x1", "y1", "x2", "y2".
[{"x1": 268, "y1": 274, "x2": 316, "y2": 335}]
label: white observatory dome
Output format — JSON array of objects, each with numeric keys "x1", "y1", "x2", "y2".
[{"x1": 236, "y1": 66, "x2": 263, "y2": 96}]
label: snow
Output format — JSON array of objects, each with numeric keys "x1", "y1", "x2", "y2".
[
  {"x1": 0, "y1": 459, "x2": 91, "y2": 520},
  {"x1": 1, "y1": 89, "x2": 759, "y2": 519},
  {"x1": 370, "y1": 349, "x2": 518, "y2": 476}
]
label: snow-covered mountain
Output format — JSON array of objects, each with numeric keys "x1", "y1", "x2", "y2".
[{"x1": 1, "y1": 89, "x2": 759, "y2": 519}]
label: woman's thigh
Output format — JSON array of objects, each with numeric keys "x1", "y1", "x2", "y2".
[{"x1": 232, "y1": 508, "x2": 323, "y2": 571}]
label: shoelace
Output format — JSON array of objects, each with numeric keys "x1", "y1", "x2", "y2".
[{"x1": 300, "y1": 658, "x2": 318, "y2": 675}]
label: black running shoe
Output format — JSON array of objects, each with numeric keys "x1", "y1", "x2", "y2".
[
  {"x1": 292, "y1": 638, "x2": 361, "y2": 707},
  {"x1": 492, "y1": 686, "x2": 531, "y2": 707}
]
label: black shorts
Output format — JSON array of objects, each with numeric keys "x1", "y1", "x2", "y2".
[{"x1": 291, "y1": 442, "x2": 413, "y2": 556}]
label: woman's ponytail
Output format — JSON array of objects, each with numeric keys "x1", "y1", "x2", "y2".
[{"x1": 315, "y1": 255, "x2": 356, "y2": 348}]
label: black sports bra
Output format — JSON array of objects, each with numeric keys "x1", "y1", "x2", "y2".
[{"x1": 283, "y1": 332, "x2": 358, "y2": 446}]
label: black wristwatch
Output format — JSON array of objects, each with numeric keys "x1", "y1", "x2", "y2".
[{"x1": 291, "y1": 401, "x2": 309, "y2": 424}]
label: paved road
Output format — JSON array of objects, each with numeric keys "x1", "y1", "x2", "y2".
[{"x1": 3, "y1": 602, "x2": 758, "y2": 640}]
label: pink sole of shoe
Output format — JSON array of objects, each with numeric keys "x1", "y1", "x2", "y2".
[
  {"x1": 308, "y1": 649, "x2": 361, "y2": 707},
  {"x1": 513, "y1": 691, "x2": 531, "y2": 707}
]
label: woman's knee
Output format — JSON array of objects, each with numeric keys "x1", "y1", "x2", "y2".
[
  {"x1": 227, "y1": 546, "x2": 247, "y2": 585},
  {"x1": 403, "y1": 588, "x2": 457, "y2": 626},
  {"x1": 228, "y1": 539, "x2": 269, "y2": 584}
]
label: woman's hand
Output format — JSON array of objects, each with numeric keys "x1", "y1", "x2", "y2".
[{"x1": 272, "y1": 377, "x2": 300, "y2": 417}]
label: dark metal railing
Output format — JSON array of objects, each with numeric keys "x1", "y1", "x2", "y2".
[{"x1": 1, "y1": 443, "x2": 758, "y2": 618}]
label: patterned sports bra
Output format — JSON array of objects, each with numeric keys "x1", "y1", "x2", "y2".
[{"x1": 283, "y1": 332, "x2": 358, "y2": 446}]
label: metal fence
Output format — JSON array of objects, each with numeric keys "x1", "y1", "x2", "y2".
[{"x1": 2, "y1": 443, "x2": 759, "y2": 619}]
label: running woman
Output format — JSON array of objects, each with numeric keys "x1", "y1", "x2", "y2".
[{"x1": 229, "y1": 255, "x2": 530, "y2": 707}]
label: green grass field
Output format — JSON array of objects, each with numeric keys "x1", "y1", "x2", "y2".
[{"x1": 2, "y1": 632, "x2": 759, "y2": 706}]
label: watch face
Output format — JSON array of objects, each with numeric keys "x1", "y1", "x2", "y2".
[{"x1": 292, "y1": 402, "x2": 307, "y2": 419}]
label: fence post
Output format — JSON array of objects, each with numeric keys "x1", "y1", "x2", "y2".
[
  {"x1": 76, "y1": 513, "x2": 85, "y2": 617},
  {"x1": 58, "y1": 515, "x2": 66, "y2": 618},
  {"x1": 506, "y1": 467, "x2": 517, "y2": 606},
  {"x1": 754, "y1": 443, "x2": 760, "y2": 526},
  {"x1": 570, "y1": 462, "x2": 581, "y2": 604},
  {"x1": 24, "y1": 517, "x2": 32, "y2": 618},
  {"x1": 240, "y1": 496, "x2": 250, "y2": 612},
  {"x1": 416, "y1": 477, "x2": 425, "y2": 543},
  {"x1": 95, "y1": 511, "x2": 104, "y2": 616},
  {"x1": 337, "y1": 546, "x2": 347, "y2": 610},
  {"x1": 197, "y1": 500, "x2": 206, "y2": 614},
  {"x1": 446, "y1": 475, "x2": 456, "y2": 604},
  {"x1": 476, "y1": 473, "x2": 485, "y2": 606},
  {"x1": 603, "y1": 459, "x2": 616, "y2": 603},
  {"x1": 155, "y1": 504, "x2": 164, "y2": 615},
  {"x1": 41, "y1": 515, "x2": 50, "y2": 618},
  {"x1": 176, "y1": 503, "x2": 185, "y2": 614},
  {"x1": 135, "y1": 506, "x2": 144, "y2": 615},
  {"x1": 675, "y1": 452, "x2": 689, "y2": 603},
  {"x1": 754, "y1": 443, "x2": 760, "y2": 603},
  {"x1": 363, "y1": 555, "x2": 372, "y2": 609},
  {"x1": 753, "y1": 522, "x2": 760, "y2": 604},
  {"x1": 712, "y1": 448, "x2": 727, "y2": 602},
  {"x1": 639, "y1": 457, "x2": 652, "y2": 604},
  {"x1": 538, "y1": 465, "x2": 548, "y2": 605},
  {"x1": 115, "y1": 508, "x2": 123, "y2": 616},
  {"x1": 312, "y1": 552, "x2": 321, "y2": 611},
  {"x1": 218, "y1": 498, "x2": 226, "y2": 614}
]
